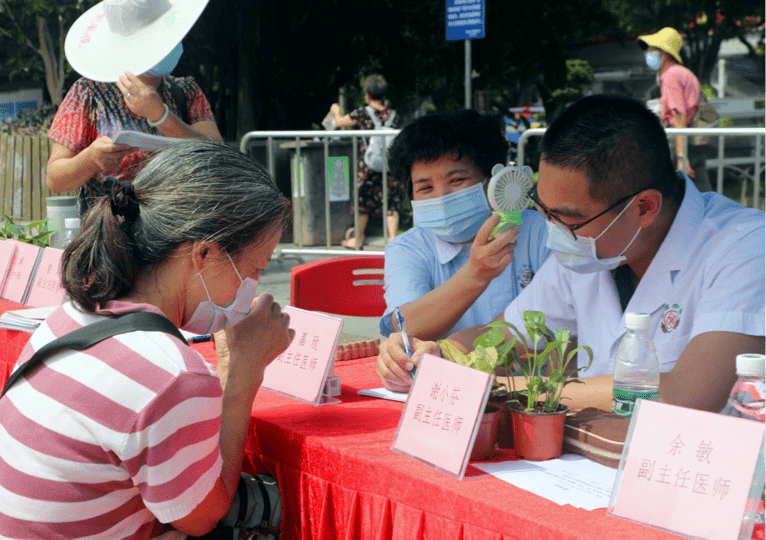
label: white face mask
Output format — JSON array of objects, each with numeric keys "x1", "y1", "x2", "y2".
[
  {"x1": 545, "y1": 195, "x2": 642, "y2": 274},
  {"x1": 182, "y1": 253, "x2": 259, "y2": 334}
]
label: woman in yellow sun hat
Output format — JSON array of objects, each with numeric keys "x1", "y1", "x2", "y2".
[{"x1": 638, "y1": 27, "x2": 713, "y2": 192}]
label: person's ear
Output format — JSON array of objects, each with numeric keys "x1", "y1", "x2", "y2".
[
  {"x1": 190, "y1": 241, "x2": 223, "y2": 272},
  {"x1": 636, "y1": 189, "x2": 663, "y2": 227}
]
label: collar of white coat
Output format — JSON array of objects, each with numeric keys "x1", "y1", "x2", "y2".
[
  {"x1": 432, "y1": 233, "x2": 471, "y2": 265},
  {"x1": 647, "y1": 172, "x2": 702, "y2": 275}
]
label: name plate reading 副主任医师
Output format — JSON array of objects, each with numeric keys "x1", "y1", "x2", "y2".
[
  {"x1": 608, "y1": 399, "x2": 765, "y2": 540},
  {"x1": 261, "y1": 306, "x2": 343, "y2": 406},
  {"x1": 391, "y1": 353, "x2": 493, "y2": 480}
]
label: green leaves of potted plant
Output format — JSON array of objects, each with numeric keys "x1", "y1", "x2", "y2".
[
  {"x1": 492, "y1": 310, "x2": 593, "y2": 461},
  {"x1": 437, "y1": 329, "x2": 518, "y2": 458}
]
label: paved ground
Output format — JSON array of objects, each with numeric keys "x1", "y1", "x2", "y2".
[{"x1": 261, "y1": 238, "x2": 388, "y2": 339}]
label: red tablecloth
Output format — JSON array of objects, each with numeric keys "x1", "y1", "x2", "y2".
[{"x1": 0, "y1": 306, "x2": 684, "y2": 540}]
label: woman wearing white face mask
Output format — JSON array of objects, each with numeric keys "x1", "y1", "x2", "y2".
[
  {"x1": 638, "y1": 27, "x2": 712, "y2": 192},
  {"x1": 0, "y1": 140, "x2": 292, "y2": 537},
  {"x1": 377, "y1": 111, "x2": 551, "y2": 364},
  {"x1": 47, "y1": 0, "x2": 223, "y2": 216}
]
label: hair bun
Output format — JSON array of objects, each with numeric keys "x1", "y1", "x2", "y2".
[{"x1": 103, "y1": 177, "x2": 140, "y2": 229}]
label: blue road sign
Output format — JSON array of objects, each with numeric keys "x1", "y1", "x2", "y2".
[{"x1": 446, "y1": 0, "x2": 485, "y2": 41}]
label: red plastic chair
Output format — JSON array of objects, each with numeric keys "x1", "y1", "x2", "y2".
[{"x1": 290, "y1": 256, "x2": 386, "y2": 317}]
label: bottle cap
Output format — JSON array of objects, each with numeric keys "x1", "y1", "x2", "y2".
[
  {"x1": 64, "y1": 218, "x2": 80, "y2": 228},
  {"x1": 624, "y1": 312, "x2": 650, "y2": 330},
  {"x1": 736, "y1": 354, "x2": 765, "y2": 376}
]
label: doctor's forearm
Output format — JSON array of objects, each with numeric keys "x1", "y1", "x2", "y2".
[{"x1": 397, "y1": 266, "x2": 492, "y2": 341}]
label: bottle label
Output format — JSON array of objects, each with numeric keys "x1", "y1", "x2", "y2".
[{"x1": 612, "y1": 388, "x2": 659, "y2": 417}]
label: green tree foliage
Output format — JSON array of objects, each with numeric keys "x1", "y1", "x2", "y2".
[
  {"x1": 602, "y1": 0, "x2": 765, "y2": 84},
  {"x1": 0, "y1": 0, "x2": 98, "y2": 105}
]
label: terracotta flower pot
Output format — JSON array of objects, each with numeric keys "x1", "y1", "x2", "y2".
[
  {"x1": 470, "y1": 404, "x2": 501, "y2": 460},
  {"x1": 510, "y1": 403, "x2": 570, "y2": 461}
]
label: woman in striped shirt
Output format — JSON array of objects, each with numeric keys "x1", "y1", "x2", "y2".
[{"x1": 0, "y1": 140, "x2": 293, "y2": 538}]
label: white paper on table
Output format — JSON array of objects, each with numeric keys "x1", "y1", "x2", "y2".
[
  {"x1": 475, "y1": 454, "x2": 617, "y2": 510},
  {"x1": 0, "y1": 306, "x2": 58, "y2": 332},
  {"x1": 357, "y1": 387, "x2": 408, "y2": 403}
]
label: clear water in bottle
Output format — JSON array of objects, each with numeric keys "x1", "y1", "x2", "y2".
[
  {"x1": 63, "y1": 217, "x2": 80, "y2": 248},
  {"x1": 612, "y1": 312, "x2": 660, "y2": 417}
]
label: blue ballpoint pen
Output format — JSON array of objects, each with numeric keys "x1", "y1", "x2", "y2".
[{"x1": 393, "y1": 307, "x2": 416, "y2": 378}]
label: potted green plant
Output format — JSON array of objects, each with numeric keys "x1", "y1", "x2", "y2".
[
  {"x1": 437, "y1": 330, "x2": 518, "y2": 459},
  {"x1": 0, "y1": 214, "x2": 53, "y2": 247},
  {"x1": 493, "y1": 310, "x2": 593, "y2": 461}
]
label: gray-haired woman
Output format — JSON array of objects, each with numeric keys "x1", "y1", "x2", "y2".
[{"x1": 0, "y1": 140, "x2": 293, "y2": 538}]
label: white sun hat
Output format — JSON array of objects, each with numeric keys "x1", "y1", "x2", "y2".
[{"x1": 64, "y1": 0, "x2": 209, "y2": 82}]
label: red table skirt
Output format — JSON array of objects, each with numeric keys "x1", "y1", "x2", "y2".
[{"x1": 0, "y1": 311, "x2": 684, "y2": 540}]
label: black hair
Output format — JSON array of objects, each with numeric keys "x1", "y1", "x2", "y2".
[
  {"x1": 62, "y1": 139, "x2": 290, "y2": 312},
  {"x1": 387, "y1": 109, "x2": 508, "y2": 195},
  {"x1": 363, "y1": 74, "x2": 387, "y2": 100},
  {"x1": 540, "y1": 94, "x2": 682, "y2": 205}
]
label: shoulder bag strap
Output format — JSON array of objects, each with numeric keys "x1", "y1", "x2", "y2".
[
  {"x1": 1, "y1": 311, "x2": 187, "y2": 399},
  {"x1": 366, "y1": 105, "x2": 382, "y2": 129},
  {"x1": 384, "y1": 109, "x2": 397, "y2": 127},
  {"x1": 164, "y1": 75, "x2": 189, "y2": 124}
]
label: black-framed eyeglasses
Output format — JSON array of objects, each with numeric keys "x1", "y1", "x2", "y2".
[{"x1": 528, "y1": 184, "x2": 645, "y2": 241}]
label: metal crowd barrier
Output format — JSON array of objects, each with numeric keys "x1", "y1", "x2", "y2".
[
  {"x1": 239, "y1": 130, "x2": 399, "y2": 261},
  {"x1": 240, "y1": 126, "x2": 764, "y2": 262},
  {"x1": 517, "y1": 127, "x2": 765, "y2": 208}
]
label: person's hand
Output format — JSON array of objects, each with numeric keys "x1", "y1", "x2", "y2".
[
  {"x1": 86, "y1": 136, "x2": 135, "y2": 171},
  {"x1": 465, "y1": 214, "x2": 519, "y2": 286},
  {"x1": 117, "y1": 71, "x2": 167, "y2": 124},
  {"x1": 377, "y1": 332, "x2": 441, "y2": 393},
  {"x1": 684, "y1": 161, "x2": 695, "y2": 178},
  {"x1": 224, "y1": 293, "x2": 295, "y2": 391}
]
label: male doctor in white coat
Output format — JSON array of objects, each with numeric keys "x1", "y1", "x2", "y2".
[{"x1": 377, "y1": 94, "x2": 765, "y2": 413}]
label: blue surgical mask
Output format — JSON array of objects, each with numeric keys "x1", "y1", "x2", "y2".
[
  {"x1": 411, "y1": 183, "x2": 491, "y2": 244},
  {"x1": 545, "y1": 196, "x2": 641, "y2": 273},
  {"x1": 143, "y1": 42, "x2": 183, "y2": 77},
  {"x1": 645, "y1": 51, "x2": 661, "y2": 71},
  {"x1": 182, "y1": 252, "x2": 259, "y2": 334}
]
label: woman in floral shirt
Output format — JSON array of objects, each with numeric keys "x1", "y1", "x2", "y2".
[
  {"x1": 330, "y1": 74, "x2": 405, "y2": 249},
  {"x1": 47, "y1": 70, "x2": 222, "y2": 215}
]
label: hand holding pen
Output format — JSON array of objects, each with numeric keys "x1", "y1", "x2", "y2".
[{"x1": 393, "y1": 307, "x2": 417, "y2": 379}]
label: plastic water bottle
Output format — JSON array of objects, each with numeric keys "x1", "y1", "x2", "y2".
[
  {"x1": 612, "y1": 312, "x2": 660, "y2": 417},
  {"x1": 63, "y1": 217, "x2": 80, "y2": 248},
  {"x1": 720, "y1": 355, "x2": 766, "y2": 540},
  {"x1": 721, "y1": 354, "x2": 765, "y2": 422}
]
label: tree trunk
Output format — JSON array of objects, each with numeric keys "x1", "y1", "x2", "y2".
[{"x1": 36, "y1": 15, "x2": 64, "y2": 105}]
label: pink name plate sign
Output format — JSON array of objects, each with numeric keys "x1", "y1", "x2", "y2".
[
  {"x1": 262, "y1": 306, "x2": 343, "y2": 406},
  {"x1": 391, "y1": 353, "x2": 493, "y2": 480},
  {"x1": 1, "y1": 241, "x2": 41, "y2": 304},
  {"x1": 26, "y1": 248, "x2": 66, "y2": 308},
  {"x1": 608, "y1": 399, "x2": 765, "y2": 540}
]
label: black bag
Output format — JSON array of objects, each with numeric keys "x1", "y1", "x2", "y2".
[
  {"x1": 193, "y1": 473, "x2": 282, "y2": 540},
  {"x1": 1, "y1": 312, "x2": 282, "y2": 539}
]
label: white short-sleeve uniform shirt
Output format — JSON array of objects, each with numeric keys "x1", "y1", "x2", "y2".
[
  {"x1": 381, "y1": 209, "x2": 550, "y2": 338},
  {"x1": 504, "y1": 175, "x2": 765, "y2": 376}
]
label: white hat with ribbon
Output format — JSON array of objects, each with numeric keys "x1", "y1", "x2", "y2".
[{"x1": 65, "y1": 0, "x2": 209, "y2": 82}]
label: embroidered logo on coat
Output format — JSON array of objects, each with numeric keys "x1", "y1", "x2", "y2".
[
  {"x1": 661, "y1": 304, "x2": 683, "y2": 333},
  {"x1": 518, "y1": 265, "x2": 534, "y2": 289}
]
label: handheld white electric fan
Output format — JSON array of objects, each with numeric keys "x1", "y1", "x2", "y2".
[{"x1": 486, "y1": 163, "x2": 534, "y2": 236}]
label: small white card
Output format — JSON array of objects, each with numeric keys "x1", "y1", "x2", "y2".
[
  {"x1": 391, "y1": 353, "x2": 493, "y2": 480},
  {"x1": 608, "y1": 399, "x2": 765, "y2": 540},
  {"x1": 112, "y1": 130, "x2": 185, "y2": 151},
  {"x1": 261, "y1": 306, "x2": 343, "y2": 406}
]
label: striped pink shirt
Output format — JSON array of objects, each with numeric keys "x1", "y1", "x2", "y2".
[{"x1": 0, "y1": 301, "x2": 223, "y2": 539}]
